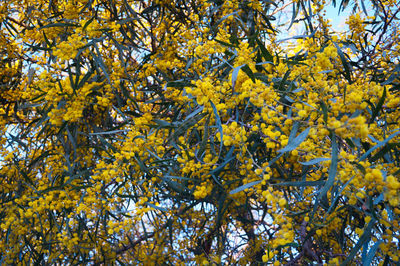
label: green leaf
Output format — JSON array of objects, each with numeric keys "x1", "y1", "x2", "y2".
[
  {"x1": 166, "y1": 80, "x2": 194, "y2": 88},
  {"x1": 333, "y1": 42, "x2": 352, "y2": 83},
  {"x1": 211, "y1": 11, "x2": 239, "y2": 33},
  {"x1": 299, "y1": 158, "x2": 330, "y2": 165},
  {"x1": 197, "y1": 115, "x2": 210, "y2": 159},
  {"x1": 340, "y1": 218, "x2": 375, "y2": 266},
  {"x1": 277, "y1": 70, "x2": 291, "y2": 92},
  {"x1": 278, "y1": 126, "x2": 310, "y2": 153},
  {"x1": 312, "y1": 132, "x2": 338, "y2": 218},
  {"x1": 277, "y1": 34, "x2": 314, "y2": 43},
  {"x1": 370, "y1": 142, "x2": 400, "y2": 163},
  {"x1": 229, "y1": 180, "x2": 262, "y2": 195},
  {"x1": 319, "y1": 101, "x2": 328, "y2": 124},
  {"x1": 231, "y1": 64, "x2": 246, "y2": 92},
  {"x1": 145, "y1": 202, "x2": 168, "y2": 212},
  {"x1": 362, "y1": 240, "x2": 382, "y2": 266},
  {"x1": 164, "y1": 176, "x2": 195, "y2": 181},
  {"x1": 25, "y1": 43, "x2": 52, "y2": 51},
  {"x1": 16, "y1": 165, "x2": 35, "y2": 187},
  {"x1": 77, "y1": 69, "x2": 94, "y2": 89},
  {"x1": 359, "y1": 130, "x2": 400, "y2": 161},
  {"x1": 273, "y1": 180, "x2": 325, "y2": 187},
  {"x1": 28, "y1": 150, "x2": 53, "y2": 170},
  {"x1": 39, "y1": 22, "x2": 79, "y2": 29},
  {"x1": 153, "y1": 119, "x2": 173, "y2": 128},
  {"x1": 96, "y1": 134, "x2": 118, "y2": 153},
  {"x1": 288, "y1": 1, "x2": 301, "y2": 29},
  {"x1": 320, "y1": 133, "x2": 338, "y2": 196},
  {"x1": 369, "y1": 86, "x2": 386, "y2": 123},
  {"x1": 168, "y1": 112, "x2": 207, "y2": 144},
  {"x1": 92, "y1": 43, "x2": 111, "y2": 83},
  {"x1": 215, "y1": 38, "x2": 238, "y2": 48},
  {"x1": 216, "y1": 192, "x2": 228, "y2": 230},
  {"x1": 210, "y1": 101, "x2": 223, "y2": 154},
  {"x1": 288, "y1": 121, "x2": 300, "y2": 140},
  {"x1": 89, "y1": 129, "x2": 128, "y2": 135},
  {"x1": 241, "y1": 65, "x2": 255, "y2": 83},
  {"x1": 268, "y1": 153, "x2": 283, "y2": 167},
  {"x1": 326, "y1": 176, "x2": 355, "y2": 215},
  {"x1": 82, "y1": 16, "x2": 95, "y2": 31},
  {"x1": 209, "y1": 145, "x2": 235, "y2": 176},
  {"x1": 185, "y1": 106, "x2": 205, "y2": 121},
  {"x1": 382, "y1": 73, "x2": 398, "y2": 85},
  {"x1": 162, "y1": 178, "x2": 190, "y2": 195},
  {"x1": 42, "y1": 31, "x2": 52, "y2": 48},
  {"x1": 339, "y1": 0, "x2": 351, "y2": 12},
  {"x1": 256, "y1": 38, "x2": 273, "y2": 62}
]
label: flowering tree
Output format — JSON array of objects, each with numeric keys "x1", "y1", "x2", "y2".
[{"x1": 1, "y1": 0, "x2": 400, "y2": 264}]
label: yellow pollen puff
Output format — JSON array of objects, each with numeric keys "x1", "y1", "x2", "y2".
[{"x1": 278, "y1": 198, "x2": 287, "y2": 207}]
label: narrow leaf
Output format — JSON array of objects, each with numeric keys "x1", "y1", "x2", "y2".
[
  {"x1": 300, "y1": 158, "x2": 330, "y2": 165},
  {"x1": 359, "y1": 130, "x2": 400, "y2": 161},
  {"x1": 210, "y1": 100, "x2": 223, "y2": 148},
  {"x1": 278, "y1": 127, "x2": 310, "y2": 153},
  {"x1": 209, "y1": 146, "x2": 235, "y2": 176},
  {"x1": 231, "y1": 64, "x2": 246, "y2": 92},
  {"x1": 311, "y1": 133, "x2": 338, "y2": 219},
  {"x1": 340, "y1": 219, "x2": 375, "y2": 266},
  {"x1": 369, "y1": 86, "x2": 386, "y2": 123},
  {"x1": 145, "y1": 202, "x2": 168, "y2": 212},
  {"x1": 363, "y1": 240, "x2": 382, "y2": 266},
  {"x1": 39, "y1": 22, "x2": 79, "y2": 29},
  {"x1": 318, "y1": 133, "x2": 338, "y2": 197},
  {"x1": 256, "y1": 38, "x2": 273, "y2": 62},
  {"x1": 333, "y1": 42, "x2": 352, "y2": 83},
  {"x1": 273, "y1": 180, "x2": 325, "y2": 187},
  {"x1": 229, "y1": 180, "x2": 262, "y2": 195}
]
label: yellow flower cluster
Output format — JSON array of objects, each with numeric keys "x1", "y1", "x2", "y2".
[
  {"x1": 1, "y1": 0, "x2": 400, "y2": 265},
  {"x1": 222, "y1": 121, "x2": 247, "y2": 146},
  {"x1": 53, "y1": 33, "x2": 85, "y2": 61}
]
